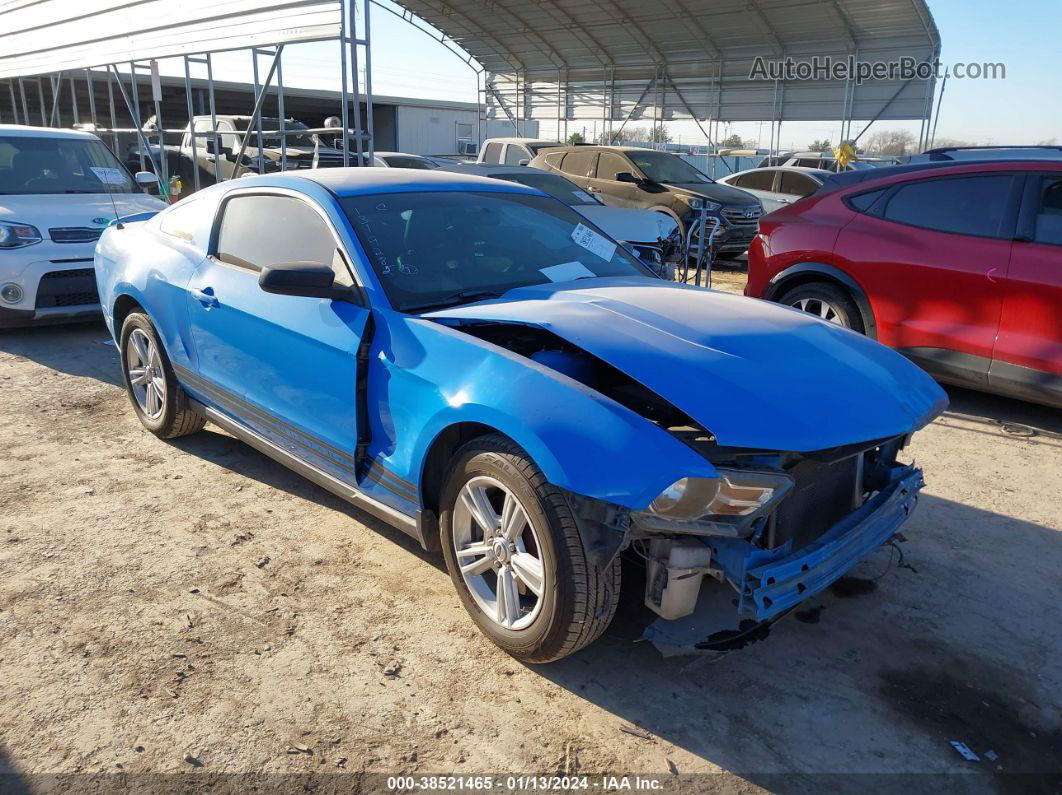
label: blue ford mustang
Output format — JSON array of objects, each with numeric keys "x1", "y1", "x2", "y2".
[{"x1": 94, "y1": 168, "x2": 946, "y2": 662}]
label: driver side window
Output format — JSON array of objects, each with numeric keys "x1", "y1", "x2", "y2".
[
  {"x1": 216, "y1": 194, "x2": 338, "y2": 272},
  {"x1": 595, "y1": 153, "x2": 632, "y2": 182}
]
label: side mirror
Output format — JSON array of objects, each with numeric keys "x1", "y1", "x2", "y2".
[
  {"x1": 615, "y1": 172, "x2": 641, "y2": 184},
  {"x1": 518, "y1": 158, "x2": 530, "y2": 167},
  {"x1": 134, "y1": 171, "x2": 159, "y2": 187},
  {"x1": 259, "y1": 261, "x2": 348, "y2": 300}
]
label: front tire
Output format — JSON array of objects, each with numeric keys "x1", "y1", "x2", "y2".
[
  {"x1": 119, "y1": 312, "x2": 206, "y2": 439},
  {"x1": 440, "y1": 434, "x2": 620, "y2": 663},
  {"x1": 779, "y1": 282, "x2": 865, "y2": 333}
]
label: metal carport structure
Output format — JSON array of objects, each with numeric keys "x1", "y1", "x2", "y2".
[
  {"x1": 389, "y1": 0, "x2": 941, "y2": 149},
  {"x1": 0, "y1": 0, "x2": 941, "y2": 191}
]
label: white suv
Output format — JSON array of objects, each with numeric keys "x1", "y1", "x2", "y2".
[{"x1": 0, "y1": 126, "x2": 166, "y2": 327}]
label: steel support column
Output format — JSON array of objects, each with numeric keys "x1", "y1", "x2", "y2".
[
  {"x1": 364, "y1": 0, "x2": 375, "y2": 161},
  {"x1": 110, "y1": 64, "x2": 163, "y2": 180},
  {"x1": 85, "y1": 70, "x2": 98, "y2": 131},
  {"x1": 183, "y1": 56, "x2": 201, "y2": 192},
  {"x1": 276, "y1": 50, "x2": 287, "y2": 172},
  {"x1": 231, "y1": 47, "x2": 283, "y2": 179}
]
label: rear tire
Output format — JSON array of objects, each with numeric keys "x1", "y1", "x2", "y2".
[
  {"x1": 440, "y1": 434, "x2": 620, "y2": 663},
  {"x1": 119, "y1": 312, "x2": 206, "y2": 439},
  {"x1": 779, "y1": 282, "x2": 865, "y2": 333}
]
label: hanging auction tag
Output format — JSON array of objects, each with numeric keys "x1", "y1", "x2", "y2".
[{"x1": 571, "y1": 223, "x2": 616, "y2": 262}]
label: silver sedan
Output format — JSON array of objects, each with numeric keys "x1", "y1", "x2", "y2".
[{"x1": 718, "y1": 166, "x2": 832, "y2": 213}]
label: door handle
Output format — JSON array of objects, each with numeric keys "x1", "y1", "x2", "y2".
[{"x1": 192, "y1": 286, "x2": 219, "y2": 308}]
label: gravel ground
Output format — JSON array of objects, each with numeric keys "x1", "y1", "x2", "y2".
[{"x1": 1, "y1": 274, "x2": 1060, "y2": 791}]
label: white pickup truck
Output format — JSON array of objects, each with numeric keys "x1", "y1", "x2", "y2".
[
  {"x1": 477, "y1": 137, "x2": 561, "y2": 167},
  {"x1": 170, "y1": 115, "x2": 346, "y2": 192}
]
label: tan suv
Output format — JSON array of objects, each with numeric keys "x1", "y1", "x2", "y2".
[{"x1": 529, "y1": 145, "x2": 763, "y2": 256}]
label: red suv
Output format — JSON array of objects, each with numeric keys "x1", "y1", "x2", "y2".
[{"x1": 746, "y1": 160, "x2": 1062, "y2": 409}]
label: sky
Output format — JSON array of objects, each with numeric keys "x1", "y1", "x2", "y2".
[{"x1": 172, "y1": 0, "x2": 1060, "y2": 151}]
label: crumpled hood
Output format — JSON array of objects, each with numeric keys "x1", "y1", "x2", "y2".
[
  {"x1": 575, "y1": 205, "x2": 677, "y2": 244},
  {"x1": 426, "y1": 277, "x2": 947, "y2": 452},
  {"x1": 0, "y1": 193, "x2": 166, "y2": 232}
]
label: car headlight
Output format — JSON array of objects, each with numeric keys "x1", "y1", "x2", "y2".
[
  {"x1": 629, "y1": 244, "x2": 662, "y2": 265},
  {"x1": 0, "y1": 221, "x2": 43, "y2": 249},
  {"x1": 686, "y1": 197, "x2": 721, "y2": 213},
  {"x1": 648, "y1": 469, "x2": 793, "y2": 522}
]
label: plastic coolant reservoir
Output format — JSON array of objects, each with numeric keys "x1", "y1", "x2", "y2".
[
  {"x1": 645, "y1": 540, "x2": 714, "y2": 620},
  {"x1": 530, "y1": 349, "x2": 596, "y2": 383}
]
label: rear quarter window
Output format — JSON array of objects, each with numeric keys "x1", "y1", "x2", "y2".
[
  {"x1": 845, "y1": 188, "x2": 887, "y2": 214},
  {"x1": 158, "y1": 199, "x2": 200, "y2": 242}
]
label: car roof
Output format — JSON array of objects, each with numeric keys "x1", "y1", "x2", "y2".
[
  {"x1": 483, "y1": 137, "x2": 558, "y2": 145},
  {"x1": 533, "y1": 145, "x2": 673, "y2": 155},
  {"x1": 437, "y1": 163, "x2": 551, "y2": 177},
  {"x1": 263, "y1": 166, "x2": 543, "y2": 197},
  {"x1": 918, "y1": 145, "x2": 1062, "y2": 159},
  {"x1": 0, "y1": 124, "x2": 99, "y2": 140},
  {"x1": 723, "y1": 166, "x2": 832, "y2": 180},
  {"x1": 373, "y1": 152, "x2": 431, "y2": 159},
  {"x1": 819, "y1": 159, "x2": 1062, "y2": 194}
]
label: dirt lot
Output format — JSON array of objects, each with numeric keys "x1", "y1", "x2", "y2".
[{"x1": 2, "y1": 270, "x2": 1061, "y2": 791}]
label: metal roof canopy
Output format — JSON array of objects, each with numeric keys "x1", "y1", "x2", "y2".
[
  {"x1": 0, "y1": 0, "x2": 378, "y2": 187},
  {"x1": 0, "y1": 0, "x2": 343, "y2": 79},
  {"x1": 392, "y1": 0, "x2": 941, "y2": 141}
]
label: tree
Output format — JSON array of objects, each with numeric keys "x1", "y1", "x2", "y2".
[
  {"x1": 864, "y1": 129, "x2": 917, "y2": 156},
  {"x1": 809, "y1": 139, "x2": 832, "y2": 152},
  {"x1": 599, "y1": 124, "x2": 671, "y2": 145},
  {"x1": 566, "y1": 131, "x2": 585, "y2": 146},
  {"x1": 722, "y1": 134, "x2": 745, "y2": 147}
]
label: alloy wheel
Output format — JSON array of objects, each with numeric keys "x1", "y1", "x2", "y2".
[
  {"x1": 126, "y1": 328, "x2": 166, "y2": 419},
  {"x1": 452, "y1": 476, "x2": 547, "y2": 630},
  {"x1": 791, "y1": 297, "x2": 843, "y2": 325}
]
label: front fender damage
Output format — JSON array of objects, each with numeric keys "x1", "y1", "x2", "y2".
[{"x1": 565, "y1": 491, "x2": 631, "y2": 569}]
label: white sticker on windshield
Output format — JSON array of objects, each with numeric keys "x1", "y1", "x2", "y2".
[
  {"x1": 89, "y1": 167, "x2": 127, "y2": 185},
  {"x1": 540, "y1": 261, "x2": 596, "y2": 282},
  {"x1": 571, "y1": 223, "x2": 616, "y2": 262},
  {"x1": 572, "y1": 190, "x2": 594, "y2": 203}
]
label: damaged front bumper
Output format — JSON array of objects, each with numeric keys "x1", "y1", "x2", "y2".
[{"x1": 706, "y1": 466, "x2": 924, "y2": 620}]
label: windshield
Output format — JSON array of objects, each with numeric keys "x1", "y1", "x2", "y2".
[
  {"x1": 342, "y1": 191, "x2": 651, "y2": 312},
  {"x1": 525, "y1": 142, "x2": 558, "y2": 155},
  {"x1": 234, "y1": 118, "x2": 316, "y2": 148},
  {"x1": 626, "y1": 150, "x2": 713, "y2": 184},
  {"x1": 490, "y1": 172, "x2": 599, "y2": 206},
  {"x1": 0, "y1": 135, "x2": 140, "y2": 195}
]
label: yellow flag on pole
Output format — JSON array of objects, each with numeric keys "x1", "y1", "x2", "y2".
[{"x1": 834, "y1": 142, "x2": 858, "y2": 169}]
